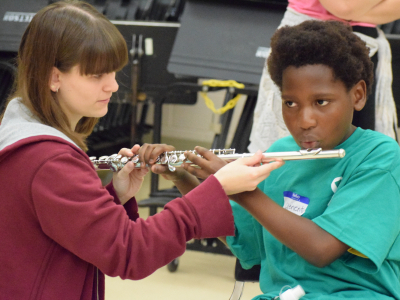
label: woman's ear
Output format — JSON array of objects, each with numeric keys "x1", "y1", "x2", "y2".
[
  {"x1": 49, "y1": 67, "x2": 61, "y2": 92},
  {"x1": 352, "y1": 80, "x2": 367, "y2": 111}
]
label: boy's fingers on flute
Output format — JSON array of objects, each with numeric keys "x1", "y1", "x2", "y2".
[
  {"x1": 181, "y1": 160, "x2": 222, "y2": 180},
  {"x1": 150, "y1": 163, "x2": 170, "y2": 175},
  {"x1": 194, "y1": 146, "x2": 217, "y2": 160},
  {"x1": 181, "y1": 164, "x2": 208, "y2": 180},
  {"x1": 148, "y1": 144, "x2": 175, "y2": 164},
  {"x1": 183, "y1": 146, "x2": 228, "y2": 178},
  {"x1": 184, "y1": 147, "x2": 212, "y2": 167},
  {"x1": 138, "y1": 143, "x2": 175, "y2": 167}
]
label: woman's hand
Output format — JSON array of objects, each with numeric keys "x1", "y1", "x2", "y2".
[
  {"x1": 181, "y1": 146, "x2": 228, "y2": 179},
  {"x1": 112, "y1": 144, "x2": 149, "y2": 204},
  {"x1": 214, "y1": 150, "x2": 284, "y2": 195}
]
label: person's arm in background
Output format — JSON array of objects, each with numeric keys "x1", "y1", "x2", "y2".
[{"x1": 319, "y1": 0, "x2": 400, "y2": 24}]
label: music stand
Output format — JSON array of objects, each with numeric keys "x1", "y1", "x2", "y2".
[
  {"x1": 167, "y1": 0, "x2": 286, "y2": 85},
  {"x1": 167, "y1": 0, "x2": 285, "y2": 151}
]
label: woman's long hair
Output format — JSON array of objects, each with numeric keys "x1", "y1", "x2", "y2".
[{"x1": 1, "y1": 0, "x2": 128, "y2": 151}]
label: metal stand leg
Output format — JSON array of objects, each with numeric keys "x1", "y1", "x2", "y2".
[
  {"x1": 211, "y1": 91, "x2": 237, "y2": 149},
  {"x1": 229, "y1": 281, "x2": 245, "y2": 300},
  {"x1": 230, "y1": 95, "x2": 257, "y2": 153}
]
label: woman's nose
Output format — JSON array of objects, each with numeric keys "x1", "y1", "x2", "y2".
[{"x1": 104, "y1": 72, "x2": 119, "y2": 92}]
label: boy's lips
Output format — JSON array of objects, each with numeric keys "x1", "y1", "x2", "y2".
[{"x1": 301, "y1": 141, "x2": 320, "y2": 149}]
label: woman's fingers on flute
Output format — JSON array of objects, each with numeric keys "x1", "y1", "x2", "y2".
[
  {"x1": 214, "y1": 151, "x2": 284, "y2": 195},
  {"x1": 118, "y1": 144, "x2": 140, "y2": 158},
  {"x1": 116, "y1": 145, "x2": 140, "y2": 173},
  {"x1": 116, "y1": 144, "x2": 146, "y2": 176},
  {"x1": 241, "y1": 151, "x2": 285, "y2": 189},
  {"x1": 254, "y1": 158, "x2": 284, "y2": 181}
]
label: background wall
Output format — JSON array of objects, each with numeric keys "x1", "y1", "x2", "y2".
[
  {"x1": 141, "y1": 84, "x2": 248, "y2": 148},
  {"x1": 163, "y1": 90, "x2": 247, "y2": 145}
]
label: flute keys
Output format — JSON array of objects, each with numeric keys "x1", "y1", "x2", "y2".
[
  {"x1": 160, "y1": 153, "x2": 168, "y2": 164},
  {"x1": 178, "y1": 153, "x2": 186, "y2": 162},
  {"x1": 108, "y1": 154, "x2": 123, "y2": 172},
  {"x1": 129, "y1": 155, "x2": 140, "y2": 164},
  {"x1": 120, "y1": 156, "x2": 129, "y2": 164},
  {"x1": 169, "y1": 154, "x2": 178, "y2": 164}
]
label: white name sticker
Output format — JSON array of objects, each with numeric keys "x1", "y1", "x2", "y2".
[{"x1": 283, "y1": 191, "x2": 310, "y2": 216}]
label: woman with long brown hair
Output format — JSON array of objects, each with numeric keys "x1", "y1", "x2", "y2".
[{"x1": 0, "y1": 1, "x2": 283, "y2": 299}]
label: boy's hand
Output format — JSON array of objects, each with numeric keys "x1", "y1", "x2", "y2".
[
  {"x1": 181, "y1": 146, "x2": 228, "y2": 179},
  {"x1": 138, "y1": 144, "x2": 202, "y2": 195},
  {"x1": 137, "y1": 143, "x2": 185, "y2": 181}
]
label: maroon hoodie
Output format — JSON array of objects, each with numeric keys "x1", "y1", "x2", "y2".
[{"x1": 0, "y1": 99, "x2": 235, "y2": 299}]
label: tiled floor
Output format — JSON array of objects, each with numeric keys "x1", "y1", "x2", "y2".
[{"x1": 102, "y1": 136, "x2": 263, "y2": 300}]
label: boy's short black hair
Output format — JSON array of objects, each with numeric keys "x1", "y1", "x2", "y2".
[{"x1": 267, "y1": 20, "x2": 374, "y2": 96}]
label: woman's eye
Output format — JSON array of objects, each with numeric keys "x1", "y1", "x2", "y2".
[
  {"x1": 284, "y1": 101, "x2": 297, "y2": 108},
  {"x1": 317, "y1": 99, "x2": 329, "y2": 106}
]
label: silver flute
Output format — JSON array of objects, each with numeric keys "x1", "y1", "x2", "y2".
[{"x1": 90, "y1": 148, "x2": 345, "y2": 172}]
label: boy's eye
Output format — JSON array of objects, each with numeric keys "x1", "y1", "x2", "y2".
[
  {"x1": 284, "y1": 101, "x2": 297, "y2": 108},
  {"x1": 317, "y1": 99, "x2": 329, "y2": 106},
  {"x1": 91, "y1": 74, "x2": 103, "y2": 78}
]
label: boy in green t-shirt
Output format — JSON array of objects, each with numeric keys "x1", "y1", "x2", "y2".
[{"x1": 178, "y1": 20, "x2": 400, "y2": 299}]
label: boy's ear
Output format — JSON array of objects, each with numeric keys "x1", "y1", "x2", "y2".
[
  {"x1": 49, "y1": 67, "x2": 61, "y2": 92},
  {"x1": 352, "y1": 80, "x2": 367, "y2": 111}
]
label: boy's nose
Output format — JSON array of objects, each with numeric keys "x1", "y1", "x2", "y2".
[{"x1": 298, "y1": 107, "x2": 317, "y2": 130}]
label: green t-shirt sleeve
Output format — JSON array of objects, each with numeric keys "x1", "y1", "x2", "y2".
[
  {"x1": 313, "y1": 169, "x2": 400, "y2": 273},
  {"x1": 226, "y1": 201, "x2": 262, "y2": 269}
]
